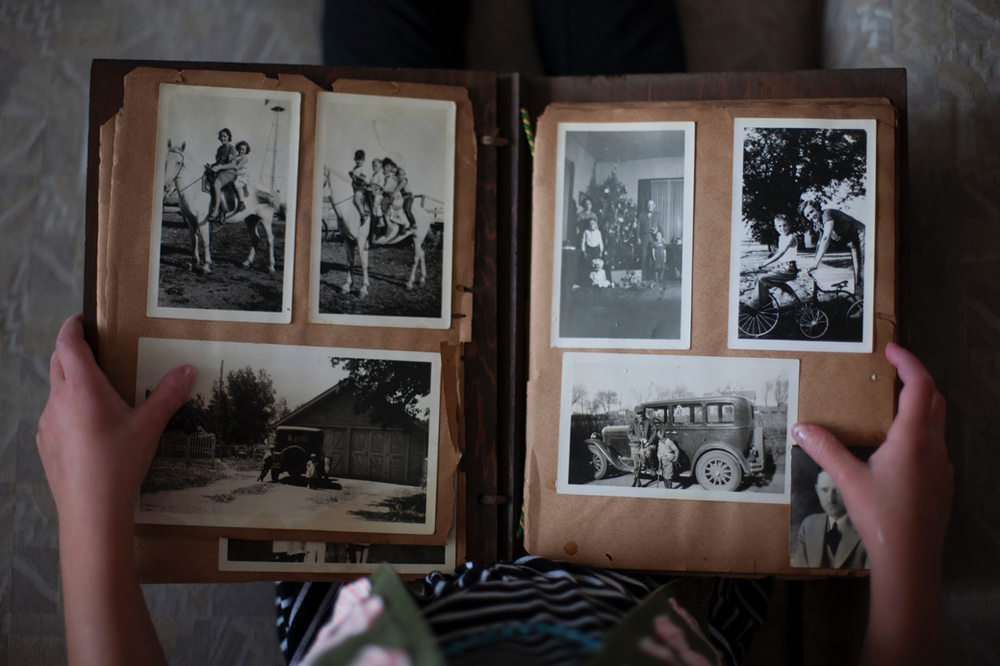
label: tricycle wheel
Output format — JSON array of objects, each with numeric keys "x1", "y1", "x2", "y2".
[
  {"x1": 798, "y1": 306, "x2": 829, "y2": 339},
  {"x1": 737, "y1": 294, "x2": 778, "y2": 338}
]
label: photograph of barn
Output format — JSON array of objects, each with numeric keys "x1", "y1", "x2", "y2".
[
  {"x1": 134, "y1": 338, "x2": 441, "y2": 535},
  {"x1": 272, "y1": 377, "x2": 429, "y2": 488}
]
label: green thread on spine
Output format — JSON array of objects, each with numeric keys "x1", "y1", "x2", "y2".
[{"x1": 519, "y1": 108, "x2": 534, "y2": 156}]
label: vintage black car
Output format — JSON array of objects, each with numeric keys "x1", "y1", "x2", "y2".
[
  {"x1": 582, "y1": 396, "x2": 765, "y2": 491},
  {"x1": 270, "y1": 426, "x2": 326, "y2": 482}
]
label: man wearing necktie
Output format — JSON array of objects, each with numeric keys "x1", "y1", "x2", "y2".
[{"x1": 792, "y1": 469, "x2": 870, "y2": 569}]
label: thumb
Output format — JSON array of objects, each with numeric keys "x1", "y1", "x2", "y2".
[
  {"x1": 792, "y1": 423, "x2": 867, "y2": 499},
  {"x1": 134, "y1": 365, "x2": 197, "y2": 433}
]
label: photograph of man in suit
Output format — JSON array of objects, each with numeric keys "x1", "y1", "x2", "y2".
[{"x1": 791, "y1": 468, "x2": 869, "y2": 569}]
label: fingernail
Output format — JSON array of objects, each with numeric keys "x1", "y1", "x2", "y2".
[
  {"x1": 181, "y1": 365, "x2": 196, "y2": 381},
  {"x1": 792, "y1": 424, "x2": 805, "y2": 441}
]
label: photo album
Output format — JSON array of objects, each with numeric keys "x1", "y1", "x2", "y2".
[{"x1": 85, "y1": 62, "x2": 903, "y2": 581}]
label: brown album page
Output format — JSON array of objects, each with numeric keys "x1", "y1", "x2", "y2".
[
  {"x1": 524, "y1": 98, "x2": 897, "y2": 576},
  {"x1": 94, "y1": 67, "x2": 477, "y2": 580}
]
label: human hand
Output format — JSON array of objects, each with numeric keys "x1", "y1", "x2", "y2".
[
  {"x1": 791, "y1": 342, "x2": 952, "y2": 575},
  {"x1": 36, "y1": 315, "x2": 195, "y2": 533}
]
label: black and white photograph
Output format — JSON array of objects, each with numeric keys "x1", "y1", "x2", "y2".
[
  {"x1": 789, "y1": 445, "x2": 874, "y2": 570},
  {"x1": 558, "y1": 352, "x2": 798, "y2": 503},
  {"x1": 310, "y1": 92, "x2": 456, "y2": 329},
  {"x1": 134, "y1": 338, "x2": 441, "y2": 535},
  {"x1": 219, "y1": 528, "x2": 456, "y2": 575},
  {"x1": 551, "y1": 122, "x2": 695, "y2": 349},
  {"x1": 148, "y1": 84, "x2": 300, "y2": 323},
  {"x1": 728, "y1": 118, "x2": 876, "y2": 353}
]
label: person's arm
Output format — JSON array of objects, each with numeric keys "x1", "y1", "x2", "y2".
[
  {"x1": 760, "y1": 234, "x2": 796, "y2": 269},
  {"x1": 792, "y1": 343, "x2": 952, "y2": 666},
  {"x1": 393, "y1": 176, "x2": 407, "y2": 196},
  {"x1": 810, "y1": 218, "x2": 834, "y2": 270},
  {"x1": 36, "y1": 315, "x2": 194, "y2": 666}
]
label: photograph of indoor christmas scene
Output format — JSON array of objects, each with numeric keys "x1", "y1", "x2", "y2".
[{"x1": 552, "y1": 122, "x2": 694, "y2": 350}]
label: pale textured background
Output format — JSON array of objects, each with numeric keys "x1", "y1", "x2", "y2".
[{"x1": 1, "y1": 0, "x2": 999, "y2": 664}]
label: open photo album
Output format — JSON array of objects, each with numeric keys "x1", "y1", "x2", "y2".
[{"x1": 85, "y1": 61, "x2": 903, "y2": 581}]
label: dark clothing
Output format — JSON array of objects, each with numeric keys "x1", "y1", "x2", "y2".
[
  {"x1": 322, "y1": 0, "x2": 685, "y2": 76},
  {"x1": 323, "y1": 0, "x2": 471, "y2": 69},
  {"x1": 531, "y1": 0, "x2": 685, "y2": 75},
  {"x1": 817, "y1": 208, "x2": 865, "y2": 294},
  {"x1": 277, "y1": 558, "x2": 770, "y2": 666},
  {"x1": 822, "y1": 209, "x2": 865, "y2": 248},
  {"x1": 215, "y1": 142, "x2": 237, "y2": 166},
  {"x1": 258, "y1": 452, "x2": 274, "y2": 482},
  {"x1": 640, "y1": 211, "x2": 662, "y2": 273},
  {"x1": 212, "y1": 143, "x2": 238, "y2": 187}
]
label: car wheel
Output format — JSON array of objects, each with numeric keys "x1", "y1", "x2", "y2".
[
  {"x1": 695, "y1": 451, "x2": 742, "y2": 492},
  {"x1": 588, "y1": 445, "x2": 608, "y2": 480}
]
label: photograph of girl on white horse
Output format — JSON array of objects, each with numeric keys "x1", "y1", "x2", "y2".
[
  {"x1": 150, "y1": 85, "x2": 300, "y2": 321},
  {"x1": 312, "y1": 92, "x2": 455, "y2": 328}
]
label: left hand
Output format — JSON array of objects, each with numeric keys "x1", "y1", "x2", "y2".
[{"x1": 36, "y1": 315, "x2": 195, "y2": 531}]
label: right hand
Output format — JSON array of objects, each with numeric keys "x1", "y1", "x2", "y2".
[{"x1": 791, "y1": 343, "x2": 952, "y2": 574}]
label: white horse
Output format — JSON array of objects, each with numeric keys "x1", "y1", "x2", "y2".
[
  {"x1": 321, "y1": 167, "x2": 436, "y2": 297},
  {"x1": 162, "y1": 140, "x2": 285, "y2": 274}
]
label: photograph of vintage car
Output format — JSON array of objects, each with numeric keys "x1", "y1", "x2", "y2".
[
  {"x1": 579, "y1": 396, "x2": 765, "y2": 492},
  {"x1": 559, "y1": 352, "x2": 799, "y2": 503}
]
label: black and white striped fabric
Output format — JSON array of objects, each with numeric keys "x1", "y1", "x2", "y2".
[
  {"x1": 706, "y1": 576, "x2": 772, "y2": 666},
  {"x1": 275, "y1": 580, "x2": 342, "y2": 666},
  {"x1": 275, "y1": 558, "x2": 770, "y2": 666},
  {"x1": 418, "y1": 557, "x2": 660, "y2": 666}
]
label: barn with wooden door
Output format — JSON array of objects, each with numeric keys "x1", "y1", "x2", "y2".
[{"x1": 272, "y1": 378, "x2": 428, "y2": 487}]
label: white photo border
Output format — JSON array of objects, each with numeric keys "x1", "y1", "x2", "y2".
[
  {"x1": 135, "y1": 337, "x2": 441, "y2": 535},
  {"x1": 727, "y1": 118, "x2": 876, "y2": 353},
  {"x1": 309, "y1": 92, "x2": 456, "y2": 329},
  {"x1": 147, "y1": 84, "x2": 300, "y2": 324},
  {"x1": 551, "y1": 121, "x2": 695, "y2": 350},
  {"x1": 556, "y1": 352, "x2": 799, "y2": 504}
]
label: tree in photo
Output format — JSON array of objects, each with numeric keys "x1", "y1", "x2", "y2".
[
  {"x1": 655, "y1": 386, "x2": 695, "y2": 401},
  {"x1": 209, "y1": 366, "x2": 279, "y2": 454},
  {"x1": 741, "y1": 127, "x2": 867, "y2": 246},
  {"x1": 774, "y1": 373, "x2": 789, "y2": 406},
  {"x1": 585, "y1": 167, "x2": 640, "y2": 271},
  {"x1": 332, "y1": 358, "x2": 431, "y2": 430},
  {"x1": 593, "y1": 389, "x2": 619, "y2": 414}
]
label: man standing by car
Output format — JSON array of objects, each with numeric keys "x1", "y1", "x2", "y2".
[
  {"x1": 630, "y1": 407, "x2": 668, "y2": 488},
  {"x1": 792, "y1": 468, "x2": 869, "y2": 569}
]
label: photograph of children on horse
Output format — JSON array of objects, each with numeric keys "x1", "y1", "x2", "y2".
[
  {"x1": 313, "y1": 92, "x2": 456, "y2": 328},
  {"x1": 153, "y1": 85, "x2": 300, "y2": 322}
]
